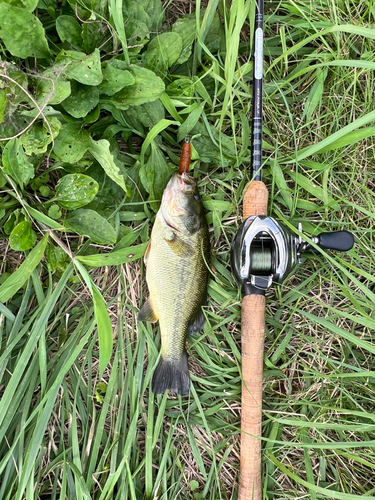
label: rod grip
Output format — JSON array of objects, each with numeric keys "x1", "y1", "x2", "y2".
[
  {"x1": 238, "y1": 179, "x2": 269, "y2": 500},
  {"x1": 243, "y1": 181, "x2": 269, "y2": 219},
  {"x1": 239, "y1": 294, "x2": 266, "y2": 500}
]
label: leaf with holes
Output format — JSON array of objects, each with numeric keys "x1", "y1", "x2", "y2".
[
  {"x1": 55, "y1": 174, "x2": 99, "y2": 210},
  {"x1": 1, "y1": 139, "x2": 34, "y2": 189},
  {"x1": 20, "y1": 118, "x2": 61, "y2": 156},
  {"x1": 9, "y1": 221, "x2": 37, "y2": 251},
  {"x1": 0, "y1": 4, "x2": 50, "y2": 59},
  {"x1": 52, "y1": 122, "x2": 91, "y2": 162},
  {"x1": 61, "y1": 81, "x2": 100, "y2": 118},
  {"x1": 36, "y1": 66, "x2": 72, "y2": 105},
  {"x1": 65, "y1": 209, "x2": 116, "y2": 245},
  {"x1": 64, "y1": 48, "x2": 103, "y2": 86}
]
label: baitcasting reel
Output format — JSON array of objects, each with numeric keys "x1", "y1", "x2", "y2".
[{"x1": 231, "y1": 216, "x2": 354, "y2": 295}]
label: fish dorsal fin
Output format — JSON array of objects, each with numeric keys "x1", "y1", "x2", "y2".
[
  {"x1": 138, "y1": 299, "x2": 158, "y2": 322},
  {"x1": 163, "y1": 231, "x2": 191, "y2": 255}
]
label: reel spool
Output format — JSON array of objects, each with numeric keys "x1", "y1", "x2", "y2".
[{"x1": 231, "y1": 216, "x2": 354, "y2": 294}]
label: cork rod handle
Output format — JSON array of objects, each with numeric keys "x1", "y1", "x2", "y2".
[{"x1": 238, "y1": 180, "x2": 268, "y2": 500}]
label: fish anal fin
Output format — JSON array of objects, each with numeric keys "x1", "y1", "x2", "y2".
[
  {"x1": 152, "y1": 352, "x2": 190, "y2": 395},
  {"x1": 138, "y1": 299, "x2": 158, "y2": 322}
]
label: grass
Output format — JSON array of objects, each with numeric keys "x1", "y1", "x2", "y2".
[{"x1": 0, "y1": 0, "x2": 375, "y2": 498}]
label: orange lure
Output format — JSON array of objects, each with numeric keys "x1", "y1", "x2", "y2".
[{"x1": 178, "y1": 137, "x2": 191, "y2": 174}]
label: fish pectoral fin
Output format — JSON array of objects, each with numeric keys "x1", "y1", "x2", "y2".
[
  {"x1": 163, "y1": 232, "x2": 191, "y2": 255},
  {"x1": 187, "y1": 306, "x2": 206, "y2": 335},
  {"x1": 138, "y1": 299, "x2": 158, "y2": 322},
  {"x1": 144, "y1": 240, "x2": 151, "y2": 265}
]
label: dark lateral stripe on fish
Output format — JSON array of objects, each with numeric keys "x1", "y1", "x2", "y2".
[{"x1": 152, "y1": 353, "x2": 190, "y2": 395}]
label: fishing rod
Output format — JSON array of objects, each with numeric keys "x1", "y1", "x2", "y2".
[{"x1": 230, "y1": 2, "x2": 354, "y2": 499}]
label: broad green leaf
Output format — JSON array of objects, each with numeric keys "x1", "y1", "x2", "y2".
[
  {"x1": 36, "y1": 65, "x2": 71, "y2": 105},
  {"x1": 9, "y1": 221, "x2": 37, "y2": 251},
  {"x1": 125, "y1": 99, "x2": 165, "y2": 128},
  {"x1": 108, "y1": 65, "x2": 165, "y2": 108},
  {"x1": 74, "y1": 261, "x2": 113, "y2": 375},
  {"x1": 52, "y1": 122, "x2": 91, "y2": 162},
  {"x1": 0, "y1": 234, "x2": 48, "y2": 302},
  {"x1": 172, "y1": 13, "x2": 197, "y2": 64},
  {"x1": 1, "y1": 138, "x2": 34, "y2": 189},
  {"x1": 46, "y1": 244, "x2": 70, "y2": 273},
  {"x1": 55, "y1": 174, "x2": 99, "y2": 209},
  {"x1": 61, "y1": 81, "x2": 99, "y2": 118},
  {"x1": 136, "y1": 0, "x2": 163, "y2": 31},
  {"x1": 100, "y1": 62, "x2": 135, "y2": 96},
  {"x1": 89, "y1": 138, "x2": 130, "y2": 195},
  {"x1": 19, "y1": 117, "x2": 61, "y2": 156},
  {"x1": 65, "y1": 209, "x2": 116, "y2": 245},
  {"x1": 144, "y1": 32, "x2": 183, "y2": 74},
  {"x1": 140, "y1": 141, "x2": 172, "y2": 211},
  {"x1": 0, "y1": 4, "x2": 50, "y2": 59},
  {"x1": 64, "y1": 48, "x2": 103, "y2": 86},
  {"x1": 1, "y1": 0, "x2": 39, "y2": 11},
  {"x1": 76, "y1": 242, "x2": 147, "y2": 267},
  {"x1": 56, "y1": 15, "x2": 82, "y2": 50}
]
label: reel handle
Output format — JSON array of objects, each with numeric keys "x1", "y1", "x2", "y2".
[
  {"x1": 239, "y1": 180, "x2": 268, "y2": 500},
  {"x1": 315, "y1": 231, "x2": 354, "y2": 252}
]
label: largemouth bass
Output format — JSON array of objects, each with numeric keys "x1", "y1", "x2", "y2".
[{"x1": 138, "y1": 172, "x2": 210, "y2": 395}]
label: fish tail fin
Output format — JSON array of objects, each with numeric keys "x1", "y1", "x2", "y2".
[{"x1": 152, "y1": 352, "x2": 190, "y2": 396}]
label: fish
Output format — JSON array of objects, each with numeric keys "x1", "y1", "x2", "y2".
[{"x1": 138, "y1": 172, "x2": 210, "y2": 395}]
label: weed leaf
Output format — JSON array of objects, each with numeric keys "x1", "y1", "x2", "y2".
[
  {"x1": 56, "y1": 15, "x2": 82, "y2": 50},
  {"x1": 0, "y1": 4, "x2": 50, "y2": 59},
  {"x1": 144, "y1": 32, "x2": 183, "y2": 74},
  {"x1": 101, "y1": 62, "x2": 135, "y2": 96},
  {"x1": 65, "y1": 209, "x2": 116, "y2": 245},
  {"x1": 20, "y1": 118, "x2": 61, "y2": 156},
  {"x1": 55, "y1": 174, "x2": 99, "y2": 209},
  {"x1": 52, "y1": 122, "x2": 91, "y2": 162},
  {"x1": 89, "y1": 138, "x2": 130, "y2": 195},
  {"x1": 9, "y1": 221, "x2": 37, "y2": 251},
  {"x1": 61, "y1": 81, "x2": 100, "y2": 118},
  {"x1": 2, "y1": 139, "x2": 34, "y2": 189},
  {"x1": 64, "y1": 48, "x2": 103, "y2": 86},
  {"x1": 108, "y1": 65, "x2": 165, "y2": 108}
]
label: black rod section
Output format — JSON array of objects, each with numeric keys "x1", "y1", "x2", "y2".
[{"x1": 251, "y1": 0, "x2": 264, "y2": 181}]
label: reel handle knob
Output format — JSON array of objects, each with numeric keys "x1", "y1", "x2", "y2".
[{"x1": 316, "y1": 231, "x2": 354, "y2": 252}]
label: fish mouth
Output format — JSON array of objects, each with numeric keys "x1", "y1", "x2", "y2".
[{"x1": 177, "y1": 172, "x2": 195, "y2": 192}]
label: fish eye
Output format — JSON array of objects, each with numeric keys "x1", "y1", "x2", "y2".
[{"x1": 194, "y1": 194, "x2": 200, "y2": 201}]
